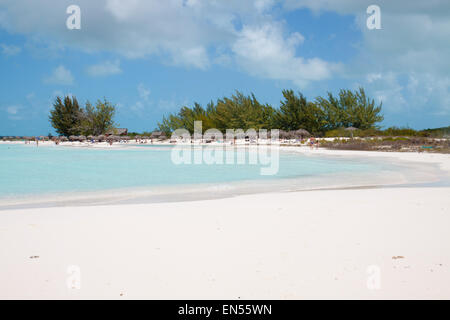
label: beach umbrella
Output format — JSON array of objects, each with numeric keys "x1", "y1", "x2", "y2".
[
  {"x1": 294, "y1": 129, "x2": 310, "y2": 140},
  {"x1": 68, "y1": 135, "x2": 77, "y2": 141},
  {"x1": 245, "y1": 131, "x2": 258, "y2": 140},
  {"x1": 278, "y1": 130, "x2": 289, "y2": 140},
  {"x1": 151, "y1": 131, "x2": 162, "y2": 139},
  {"x1": 286, "y1": 131, "x2": 297, "y2": 139},
  {"x1": 98, "y1": 135, "x2": 106, "y2": 142},
  {"x1": 345, "y1": 126, "x2": 358, "y2": 138},
  {"x1": 60, "y1": 136, "x2": 68, "y2": 141}
]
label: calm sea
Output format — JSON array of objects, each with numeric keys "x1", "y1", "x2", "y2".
[{"x1": 0, "y1": 143, "x2": 388, "y2": 200}]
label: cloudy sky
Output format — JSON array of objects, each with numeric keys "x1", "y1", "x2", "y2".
[{"x1": 0, "y1": 0, "x2": 449, "y2": 135}]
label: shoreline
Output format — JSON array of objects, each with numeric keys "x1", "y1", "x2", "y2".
[{"x1": 0, "y1": 144, "x2": 448, "y2": 210}]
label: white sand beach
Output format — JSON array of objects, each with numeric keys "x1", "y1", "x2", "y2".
[{"x1": 0, "y1": 148, "x2": 449, "y2": 299}]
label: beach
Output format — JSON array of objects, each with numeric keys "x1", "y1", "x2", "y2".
[{"x1": 0, "y1": 146, "x2": 449, "y2": 299}]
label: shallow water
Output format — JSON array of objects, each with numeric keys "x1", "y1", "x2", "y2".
[{"x1": 0, "y1": 143, "x2": 443, "y2": 208}]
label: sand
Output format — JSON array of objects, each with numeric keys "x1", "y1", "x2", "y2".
[{"x1": 0, "y1": 147, "x2": 449, "y2": 299}]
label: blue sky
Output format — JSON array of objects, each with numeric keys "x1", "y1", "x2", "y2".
[{"x1": 0, "y1": 0, "x2": 449, "y2": 135}]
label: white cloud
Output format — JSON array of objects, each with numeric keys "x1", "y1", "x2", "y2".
[
  {"x1": 6, "y1": 105, "x2": 19, "y2": 115},
  {"x1": 137, "y1": 83, "x2": 150, "y2": 101},
  {"x1": 254, "y1": 0, "x2": 275, "y2": 13},
  {"x1": 232, "y1": 23, "x2": 336, "y2": 87},
  {"x1": 3, "y1": 0, "x2": 449, "y2": 110},
  {"x1": 86, "y1": 60, "x2": 122, "y2": 77},
  {"x1": 0, "y1": 0, "x2": 333, "y2": 85},
  {"x1": 284, "y1": 0, "x2": 450, "y2": 115},
  {"x1": 0, "y1": 43, "x2": 21, "y2": 56},
  {"x1": 2, "y1": 105, "x2": 22, "y2": 120},
  {"x1": 43, "y1": 65, "x2": 74, "y2": 85},
  {"x1": 366, "y1": 73, "x2": 382, "y2": 83},
  {"x1": 169, "y1": 46, "x2": 210, "y2": 70},
  {"x1": 128, "y1": 83, "x2": 151, "y2": 114}
]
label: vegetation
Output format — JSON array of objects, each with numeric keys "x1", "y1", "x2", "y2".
[
  {"x1": 319, "y1": 137, "x2": 450, "y2": 153},
  {"x1": 157, "y1": 87, "x2": 384, "y2": 135},
  {"x1": 49, "y1": 96, "x2": 116, "y2": 136},
  {"x1": 158, "y1": 92, "x2": 275, "y2": 135},
  {"x1": 422, "y1": 126, "x2": 450, "y2": 138}
]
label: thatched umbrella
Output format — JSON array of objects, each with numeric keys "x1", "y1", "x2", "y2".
[
  {"x1": 256, "y1": 131, "x2": 270, "y2": 139},
  {"x1": 278, "y1": 130, "x2": 289, "y2": 140},
  {"x1": 68, "y1": 135, "x2": 77, "y2": 141},
  {"x1": 60, "y1": 136, "x2": 68, "y2": 142},
  {"x1": 159, "y1": 134, "x2": 167, "y2": 141},
  {"x1": 78, "y1": 135, "x2": 87, "y2": 141},
  {"x1": 286, "y1": 131, "x2": 297, "y2": 139},
  {"x1": 151, "y1": 131, "x2": 163, "y2": 139},
  {"x1": 294, "y1": 129, "x2": 310, "y2": 140},
  {"x1": 87, "y1": 135, "x2": 94, "y2": 141},
  {"x1": 345, "y1": 126, "x2": 358, "y2": 138},
  {"x1": 98, "y1": 135, "x2": 106, "y2": 142}
]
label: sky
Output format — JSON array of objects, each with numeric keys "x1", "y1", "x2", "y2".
[{"x1": 0, "y1": 0, "x2": 449, "y2": 136}]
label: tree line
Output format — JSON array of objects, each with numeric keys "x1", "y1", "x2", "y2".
[
  {"x1": 49, "y1": 96, "x2": 116, "y2": 136},
  {"x1": 49, "y1": 88, "x2": 383, "y2": 138},
  {"x1": 157, "y1": 87, "x2": 384, "y2": 136}
]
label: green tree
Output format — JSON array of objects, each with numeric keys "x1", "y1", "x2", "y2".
[
  {"x1": 157, "y1": 92, "x2": 274, "y2": 134},
  {"x1": 81, "y1": 99, "x2": 117, "y2": 135},
  {"x1": 211, "y1": 91, "x2": 274, "y2": 132},
  {"x1": 274, "y1": 90, "x2": 325, "y2": 134},
  {"x1": 317, "y1": 88, "x2": 383, "y2": 130},
  {"x1": 49, "y1": 96, "x2": 84, "y2": 136},
  {"x1": 316, "y1": 92, "x2": 343, "y2": 131},
  {"x1": 347, "y1": 87, "x2": 384, "y2": 130}
]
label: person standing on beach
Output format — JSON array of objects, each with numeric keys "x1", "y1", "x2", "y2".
[{"x1": 309, "y1": 137, "x2": 315, "y2": 149}]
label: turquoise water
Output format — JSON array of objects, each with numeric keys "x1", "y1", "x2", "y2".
[{"x1": 0, "y1": 144, "x2": 383, "y2": 199}]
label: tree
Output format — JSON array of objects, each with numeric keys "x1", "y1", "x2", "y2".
[
  {"x1": 49, "y1": 96, "x2": 117, "y2": 136},
  {"x1": 212, "y1": 92, "x2": 274, "y2": 131},
  {"x1": 81, "y1": 99, "x2": 116, "y2": 135},
  {"x1": 274, "y1": 90, "x2": 325, "y2": 134},
  {"x1": 317, "y1": 88, "x2": 383, "y2": 130},
  {"x1": 347, "y1": 87, "x2": 384, "y2": 130},
  {"x1": 157, "y1": 91, "x2": 275, "y2": 134},
  {"x1": 315, "y1": 92, "x2": 343, "y2": 131},
  {"x1": 49, "y1": 96, "x2": 84, "y2": 136}
]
